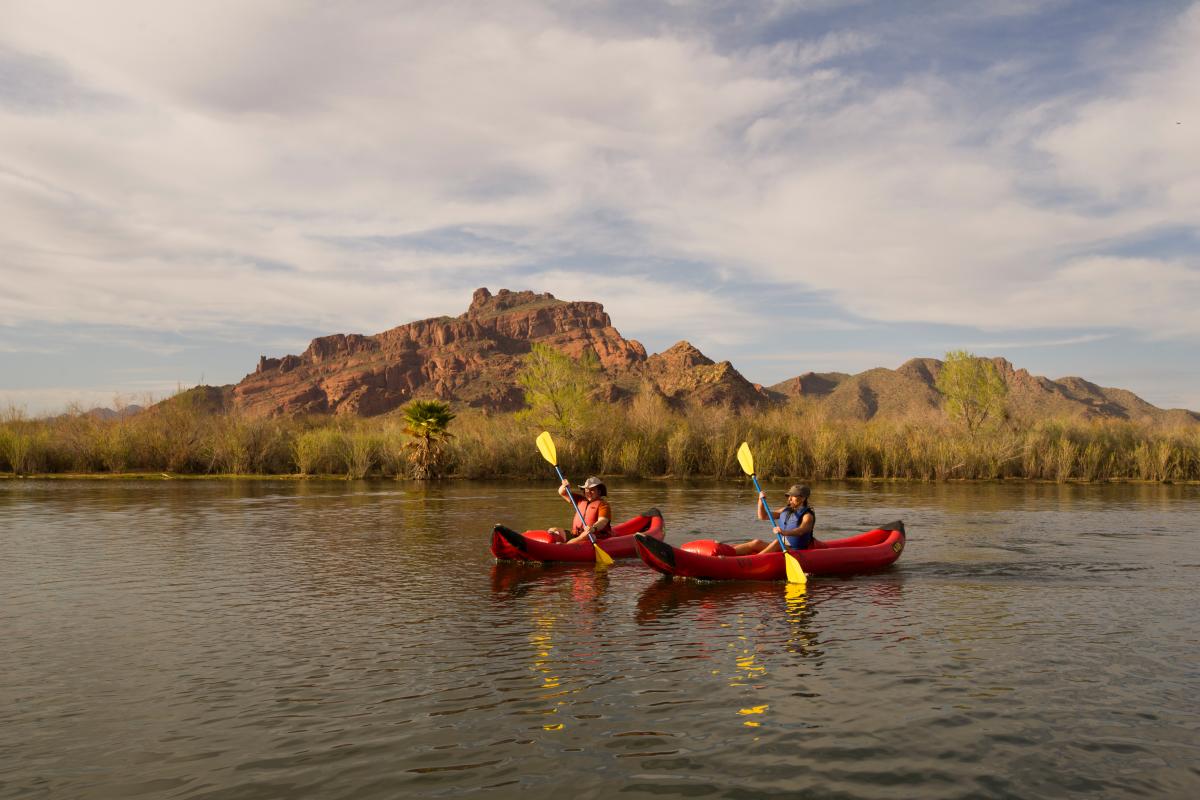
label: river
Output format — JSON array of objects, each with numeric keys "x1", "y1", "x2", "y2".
[{"x1": 1, "y1": 479, "x2": 1197, "y2": 799}]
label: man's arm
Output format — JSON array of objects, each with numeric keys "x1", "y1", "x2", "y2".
[{"x1": 587, "y1": 500, "x2": 612, "y2": 533}]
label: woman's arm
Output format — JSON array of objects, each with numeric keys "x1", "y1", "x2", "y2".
[{"x1": 781, "y1": 510, "x2": 814, "y2": 535}]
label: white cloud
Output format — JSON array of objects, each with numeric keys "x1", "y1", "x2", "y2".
[
  {"x1": 0, "y1": 0, "x2": 1197, "y2": 361},
  {"x1": 961, "y1": 333, "x2": 1114, "y2": 350}
]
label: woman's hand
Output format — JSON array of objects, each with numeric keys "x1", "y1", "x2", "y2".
[{"x1": 772, "y1": 526, "x2": 782, "y2": 535}]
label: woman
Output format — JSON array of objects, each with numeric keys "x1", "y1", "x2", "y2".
[
  {"x1": 731, "y1": 484, "x2": 815, "y2": 555},
  {"x1": 548, "y1": 476, "x2": 613, "y2": 544}
]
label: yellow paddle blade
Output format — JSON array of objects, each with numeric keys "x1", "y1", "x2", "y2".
[
  {"x1": 594, "y1": 544, "x2": 615, "y2": 568},
  {"x1": 536, "y1": 431, "x2": 557, "y2": 466},
  {"x1": 785, "y1": 552, "x2": 808, "y2": 585},
  {"x1": 736, "y1": 441, "x2": 755, "y2": 476}
]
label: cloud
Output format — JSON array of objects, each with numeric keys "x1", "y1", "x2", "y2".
[
  {"x1": 0, "y1": 0, "x2": 1197, "y2": 358},
  {"x1": 961, "y1": 333, "x2": 1114, "y2": 350}
]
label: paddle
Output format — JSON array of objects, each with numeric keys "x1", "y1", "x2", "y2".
[
  {"x1": 536, "y1": 431, "x2": 614, "y2": 568},
  {"x1": 736, "y1": 442, "x2": 807, "y2": 585}
]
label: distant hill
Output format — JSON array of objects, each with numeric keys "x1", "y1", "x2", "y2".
[
  {"x1": 186, "y1": 287, "x2": 1195, "y2": 426},
  {"x1": 770, "y1": 357, "x2": 1200, "y2": 426},
  {"x1": 83, "y1": 404, "x2": 145, "y2": 420}
]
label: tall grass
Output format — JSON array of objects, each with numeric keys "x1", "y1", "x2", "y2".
[{"x1": 2, "y1": 397, "x2": 1199, "y2": 482}]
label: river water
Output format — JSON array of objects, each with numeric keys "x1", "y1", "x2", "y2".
[{"x1": 1, "y1": 479, "x2": 1198, "y2": 799}]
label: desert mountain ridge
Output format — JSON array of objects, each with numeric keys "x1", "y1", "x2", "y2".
[{"x1": 184, "y1": 287, "x2": 1194, "y2": 426}]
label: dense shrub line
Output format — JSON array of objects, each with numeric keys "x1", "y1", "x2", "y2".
[{"x1": 2, "y1": 397, "x2": 1199, "y2": 482}]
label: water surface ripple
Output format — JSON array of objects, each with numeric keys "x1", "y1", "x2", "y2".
[{"x1": 2, "y1": 479, "x2": 1198, "y2": 799}]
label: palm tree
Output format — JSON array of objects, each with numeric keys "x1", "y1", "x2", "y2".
[{"x1": 402, "y1": 400, "x2": 456, "y2": 479}]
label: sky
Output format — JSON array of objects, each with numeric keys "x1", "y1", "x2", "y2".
[{"x1": 2, "y1": 0, "x2": 1198, "y2": 415}]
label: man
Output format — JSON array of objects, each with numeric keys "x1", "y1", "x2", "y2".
[
  {"x1": 548, "y1": 476, "x2": 612, "y2": 544},
  {"x1": 731, "y1": 484, "x2": 815, "y2": 555}
]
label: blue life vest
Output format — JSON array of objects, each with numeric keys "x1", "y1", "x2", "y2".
[{"x1": 778, "y1": 505, "x2": 815, "y2": 550}]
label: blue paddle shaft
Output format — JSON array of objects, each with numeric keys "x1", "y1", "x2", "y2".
[
  {"x1": 554, "y1": 465, "x2": 596, "y2": 544},
  {"x1": 751, "y1": 474, "x2": 790, "y2": 553}
]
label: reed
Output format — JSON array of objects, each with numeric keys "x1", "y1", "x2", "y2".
[{"x1": 3, "y1": 397, "x2": 1199, "y2": 483}]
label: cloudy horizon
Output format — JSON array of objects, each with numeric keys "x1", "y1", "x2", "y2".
[{"x1": 3, "y1": 0, "x2": 1198, "y2": 415}]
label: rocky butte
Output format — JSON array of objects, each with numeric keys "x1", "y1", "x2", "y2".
[
  {"x1": 231, "y1": 288, "x2": 768, "y2": 418},
  {"x1": 226, "y1": 287, "x2": 1197, "y2": 425}
]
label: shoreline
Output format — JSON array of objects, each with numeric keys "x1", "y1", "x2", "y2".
[{"x1": 3, "y1": 472, "x2": 1197, "y2": 486}]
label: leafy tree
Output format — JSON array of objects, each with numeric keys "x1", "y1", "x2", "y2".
[
  {"x1": 517, "y1": 343, "x2": 601, "y2": 437},
  {"x1": 935, "y1": 350, "x2": 1008, "y2": 434},
  {"x1": 402, "y1": 400, "x2": 456, "y2": 479}
]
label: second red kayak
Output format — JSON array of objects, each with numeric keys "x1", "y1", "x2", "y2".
[
  {"x1": 491, "y1": 508, "x2": 665, "y2": 563},
  {"x1": 634, "y1": 521, "x2": 906, "y2": 580}
]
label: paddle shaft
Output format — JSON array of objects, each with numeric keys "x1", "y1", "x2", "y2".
[
  {"x1": 553, "y1": 465, "x2": 600, "y2": 545},
  {"x1": 750, "y1": 474, "x2": 792, "y2": 554}
]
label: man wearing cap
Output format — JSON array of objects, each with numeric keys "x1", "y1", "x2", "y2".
[
  {"x1": 548, "y1": 476, "x2": 613, "y2": 544},
  {"x1": 731, "y1": 484, "x2": 815, "y2": 555}
]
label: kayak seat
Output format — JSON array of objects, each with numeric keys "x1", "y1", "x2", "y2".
[
  {"x1": 680, "y1": 539, "x2": 737, "y2": 558},
  {"x1": 523, "y1": 530, "x2": 565, "y2": 545}
]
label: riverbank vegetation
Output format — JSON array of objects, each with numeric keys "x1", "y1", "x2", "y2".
[{"x1": 3, "y1": 394, "x2": 1199, "y2": 482}]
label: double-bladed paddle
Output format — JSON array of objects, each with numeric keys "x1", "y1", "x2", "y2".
[
  {"x1": 536, "y1": 431, "x2": 614, "y2": 568},
  {"x1": 737, "y1": 442, "x2": 807, "y2": 585}
]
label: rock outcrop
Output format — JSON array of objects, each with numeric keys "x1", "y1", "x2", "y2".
[
  {"x1": 645, "y1": 342, "x2": 774, "y2": 408},
  {"x1": 231, "y1": 288, "x2": 654, "y2": 417}
]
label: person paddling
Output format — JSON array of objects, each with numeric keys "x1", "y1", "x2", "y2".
[
  {"x1": 548, "y1": 476, "x2": 613, "y2": 544},
  {"x1": 731, "y1": 484, "x2": 815, "y2": 555}
]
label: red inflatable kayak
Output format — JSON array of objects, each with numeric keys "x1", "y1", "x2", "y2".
[
  {"x1": 491, "y1": 508, "x2": 665, "y2": 563},
  {"x1": 634, "y1": 520, "x2": 905, "y2": 580}
]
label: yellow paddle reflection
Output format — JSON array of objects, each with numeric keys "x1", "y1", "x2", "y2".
[
  {"x1": 526, "y1": 601, "x2": 598, "y2": 732},
  {"x1": 738, "y1": 703, "x2": 769, "y2": 727},
  {"x1": 722, "y1": 584, "x2": 816, "y2": 730},
  {"x1": 528, "y1": 614, "x2": 567, "y2": 731}
]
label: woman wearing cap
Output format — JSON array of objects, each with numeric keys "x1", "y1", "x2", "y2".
[
  {"x1": 731, "y1": 484, "x2": 815, "y2": 555},
  {"x1": 548, "y1": 476, "x2": 613, "y2": 544}
]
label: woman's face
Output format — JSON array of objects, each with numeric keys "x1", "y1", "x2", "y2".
[
  {"x1": 584, "y1": 486, "x2": 601, "y2": 500},
  {"x1": 787, "y1": 494, "x2": 804, "y2": 508}
]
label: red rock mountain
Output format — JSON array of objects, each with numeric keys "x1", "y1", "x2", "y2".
[{"x1": 231, "y1": 288, "x2": 769, "y2": 417}]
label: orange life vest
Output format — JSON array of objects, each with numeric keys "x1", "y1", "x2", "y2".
[{"x1": 571, "y1": 498, "x2": 611, "y2": 536}]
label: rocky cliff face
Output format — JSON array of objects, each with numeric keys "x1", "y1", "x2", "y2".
[{"x1": 231, "y1": 287, "x2": 757, "y2": 418}]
